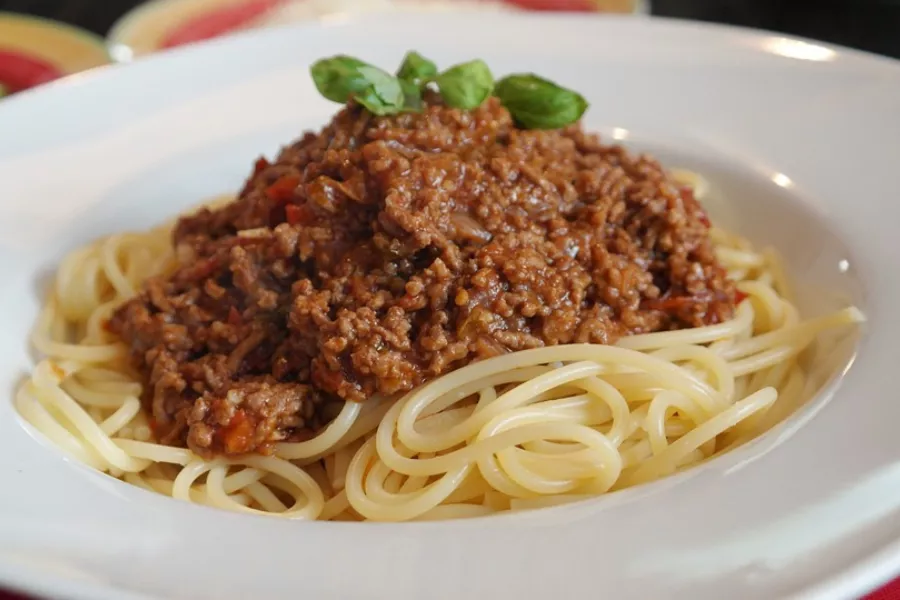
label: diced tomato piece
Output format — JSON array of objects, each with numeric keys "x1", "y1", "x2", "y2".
[
  {"x1": 231, "y1": 236, "x2": 265, "y2": 248},
  {"x1": 645, "y1": 296, "x2": 695, "y2": 312},
  {"x1": 735, "y1": 290, "x2": 748, "y2": 304},
  {"x1": 252, "y1": 157, "x2": 270, "y2": 176},
  {"x1": 220, "y1": 410, "x2": 254, "y2": 455},
  {"x1": 227, "y1": 306, "x2": 242, "y2": 326},
  {"x1": 285, "y1": 203, "x2": 314, "y2": 225},
  {"x1": 265, "y1": 175, "x2": 300, "y2": 202}
]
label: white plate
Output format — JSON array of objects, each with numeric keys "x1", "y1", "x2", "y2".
[{"x1": 1, "y1": 13, "x2": 899, "y2": 600}]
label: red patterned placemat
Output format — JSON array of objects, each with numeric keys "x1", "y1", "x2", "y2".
[
  {"x1": 106, "y1": 0, "x2": 645, "y2": 58},
  {"x1": 869, "y1": 579, "x2": 900, "y2": 600}
]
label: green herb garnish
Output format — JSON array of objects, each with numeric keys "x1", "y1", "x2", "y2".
[
  {"x1": 435, "y1": 59, "x2": 494, "y2": 111},
  {"x1": 353, "y1": 65, "x2": 405, "y2": 115},
  {"x1": 399, "y1": 79, "x2": 424, "y2": 112},
  {"x1": 310, "y1": 56, "x2": 404, "y2": 115},
  {"x1": 309, "y1": 52, "x2": 588, "y2": 129},
  {"x1": 310, "y1": 55, "x2": 370, "y2": 102},
  {"x1": 494, "y1": 74, "x2": 588, "y2": 130},
  {"x1": 397, "y1": 51, "x2": 437, "y2": 111},
  {"x1": 0, "y1": 83, "x2": 7, "y2": 99},
  {"x1": 397, "y1": 51, "x2": 438, "y2": 85}
]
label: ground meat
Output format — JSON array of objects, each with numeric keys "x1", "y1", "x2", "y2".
[{"x1": 108, "y1": 97, "x2": 735, "y2": 457}]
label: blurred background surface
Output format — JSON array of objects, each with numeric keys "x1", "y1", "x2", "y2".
[
  {"x1": 0, "y1": 0, "x2": 898, "y2": 57},
  {"x1": 0, "y1": 0, "x2": 898, "y2": 98},
  {"x1": 2, "y1": 0, "x2": 897, "y2": 97}
]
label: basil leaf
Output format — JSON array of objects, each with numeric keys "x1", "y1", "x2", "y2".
[
  {"x1": 0, "y1": 83, "x2": 7, "y2": 99},
  {"x1": 353, "y1": 65, "x2": 405, "y2": 115},
  {"x1": 397, "y1": 51, "x2": 437, "y2": 85},
  {"x1": 310, "y1": 56, "x2": 404, "y2": 115},
  {"x1": 400, "y1": 78, "x2": 424, "y2": 112},
  {"x1": 396, "y1": 51, "x2": 436, "y2": 112},
  {"x1": 436, "y1": 59, "x2": 494, "y2": 110},
  {"x1": 310, "y1": 55, "x2": 372, "y2": 103},
  {"x1": 494, "y1": 74, "x2": 588, "y2": 130}
]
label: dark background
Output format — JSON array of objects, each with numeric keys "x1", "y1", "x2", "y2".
[{"x1": 0, "y1": 0, "x2": 899, "y2": 58}]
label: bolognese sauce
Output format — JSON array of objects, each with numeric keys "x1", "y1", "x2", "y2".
[{"x1": 108, "y1": 97, "x2": 735, "y2": 457}]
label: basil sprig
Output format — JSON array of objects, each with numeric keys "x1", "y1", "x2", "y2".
[
  {"x1": 494, "y1": 74, "x2": 588, "y2": 130},
  {"x1": 309, "y1": 52, "x2": 588, "y2": 129}
]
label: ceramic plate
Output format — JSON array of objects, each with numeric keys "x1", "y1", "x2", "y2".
[{"x1": 1, "y1": 13, "x2": 899, "y2": 600}]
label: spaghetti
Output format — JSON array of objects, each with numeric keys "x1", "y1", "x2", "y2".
[{"x1": 15, "y1": 175, "x2": 863, "y2": 521}]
